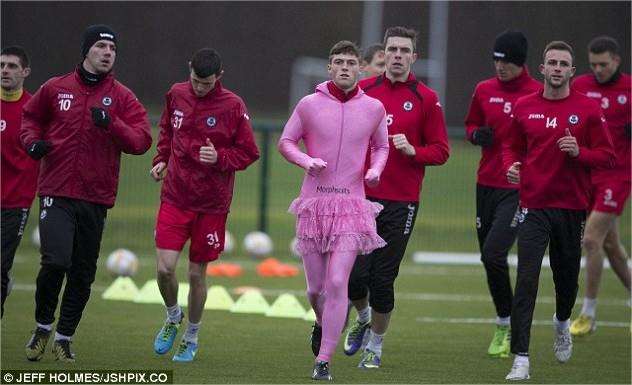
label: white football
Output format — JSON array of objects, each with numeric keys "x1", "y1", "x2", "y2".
[
  {"x1": 290, "y1": 237, "x2": 301, "y2": 259},
  {"x1": 31, "y1": 226, "x2": 40, "y2": 247},
  {"x1": 106, "y1": 249, "x2": 139, "y2": 277},
  {"x1": 243, "y1": 231, "x2": 273, "y2": 257},
  {"x1": 224, "y1": 230, "x2": 234, "y2": 253}
]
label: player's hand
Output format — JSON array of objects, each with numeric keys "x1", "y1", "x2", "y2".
[
  {"x1": 471, "y1": 127, "x2": 493, "y2": 147},
  {"x1": 364, "y1": 168, "x2": 380, "y2": 188},
  {"x1": 305, "y1": 157, "x2": 327, "y2": 176},
  {"x1": 389, "y1": 134, "x2": 416, "y2": 156},
  {"x1": 150, "y1": 162, "x2": 167, "y2": 181},
  {"x1": 200, "y1": 138, "x2": 218, "y2": 164},
  {"x1": 507, "y1": 161, "x2": 521, "y2": 184},
  {"x1": 26, "y1": 140, "x2": 52, "y2": 160},
  {"x1": 557, "y1": 128, "x2": 579, "y2": 158},
  {"x1": 90, "y1": 107, "x2": 111, "y2": 129}
]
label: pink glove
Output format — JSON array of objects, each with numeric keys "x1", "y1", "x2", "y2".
[
  {"x1": 305, "y1": 157, "x2": 327, "y2": 176},
  {"x1": 364, "y1": 168, "x2": 380, "y2": 188}
]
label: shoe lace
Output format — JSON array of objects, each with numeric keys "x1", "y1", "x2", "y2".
[
  {"x1": 492, "y1": 327, "x2": 507, "y2": 345},
  {"x1": 176, "y1": 341, "x2": 188, "y2": 356},
  {"x1": 349, "y1": 321, "x2": 367, "y2": 339},
  {"x1": 363, "y1": 350, "x2": 376, "y2": 363},
  {"x1": 317, "y1": 361, "x2": 329, "y2": 374},
  {"x1": 160, "y1": 323, "x2": 176, "y2": 341},
  {"x1": 28, "y1": 329, "x2": 48, "y2": 349},
  {"x1": 58, "y1": 340, "x2": 73, "y2": 358}
]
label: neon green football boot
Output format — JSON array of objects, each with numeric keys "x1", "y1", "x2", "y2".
[{"x1": 487, "y1": 325, "x2": 510, "y2": 358}]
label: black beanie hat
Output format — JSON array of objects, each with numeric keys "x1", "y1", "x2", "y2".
[
  {"x1": 493, "y1": 30, "x2": 528, "y2": 66},
  {"x1": 81, "y1": 24, "x2": 117, "y2": 58}
]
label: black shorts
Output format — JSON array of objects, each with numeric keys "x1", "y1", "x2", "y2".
[{"x1": 348, "y1": 197, "x2": 419, "y2": 314}]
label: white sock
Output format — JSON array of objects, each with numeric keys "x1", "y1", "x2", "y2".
[
  {"x1": 514, "y1": 354, "x2": 529, "y2": 366},
  {"x1": 166, "y1": 305, "x2": 182, "y2": 323},
  {"x1": 54, "y1": 332, "x2": 71, "y2": 341},
  {"x1": 553, "y1": 313, "x2": 570, "y2": 331},
  {"x1": 581, "y1": 297, "x2": 597, "y2": 318},
  {"x1": 37, "y1": 323, "x2": 53, "y2": 332},
  {"x1": 184, "y1": 322, "x2": 200, "y2": 344},
  {"x1": 357, "y1": 306, "x2": 371, "y2": 324},
  {"x1": 366, "y1": 330, "x2": 384, "y2": 356},
  {"x1": 496, "y1": 316, "x2": 510, "y2": 326}
]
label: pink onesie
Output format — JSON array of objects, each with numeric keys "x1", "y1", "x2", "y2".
[
  {"x1": 279, "y1": 81, "x2": 389, "y2": 254},
  {"x1": 278, "y1": 81, "x2": 388, "y2": 364}
]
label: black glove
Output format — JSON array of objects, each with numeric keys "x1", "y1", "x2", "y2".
[
  {"x1": 27, "y1": 140, "x2": 52, "y2": 160},
  {"x1": 91, "y1": 107, "x2": 111, "y2": 129},
  {"x1": 625, "y1": 123, "x2": 631, "y2": 140},
  {"x1": 471, "y1": 126, "x2": 493, "y2": 147}
]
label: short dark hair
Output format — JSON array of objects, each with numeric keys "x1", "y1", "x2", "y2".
[
  {"x1": 362, "y1": 44, "x2": 384, "y2": 63},
  {"x1": 383, "y1": 26, "x2": 418, "y2": 52},
  {"x1": 1, "y1": 45, "x2": 30, "y2": 68},
  {"x1": 588, "y1": 36, "x2": 620, "y2": 56},
  {"x1": 328, "y1": 40, "x2": 361, "y2": 62},
  {"x1": 543, "y1": 40, "x2": 574, "y2": 63},
  {"x1": 190, "y1": 48, "x2": 222, "y2": 78}
]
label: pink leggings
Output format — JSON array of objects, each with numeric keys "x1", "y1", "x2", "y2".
[{"x1": 302, "y1": 249, "x2": 357, "y2": 363}]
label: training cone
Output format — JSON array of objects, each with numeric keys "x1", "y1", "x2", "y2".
[
  {"x1": 205, "y1": 285, "x2": 235, "y2": 310},
  {"x1": 230, "y1": 290, "x2": 270, "y2": 314},
  {"x1": 134, "y1": 279, "x2": 164, "y2": 304},
  {"x1": 102, "y1": 276, "x2": 139, "y2": 301},
  {"x1": 304, "y1": 308, "x2": 317, "y2": 322},
  {"x1": 177, "y1": 282, "x2": 190, "y2": 307},
  {"x1": 265, "y1": 293, "x2": 306, "y2": 319},
  {"x1": 207, "y1": 263, "x2": 243, "y2": 277}
]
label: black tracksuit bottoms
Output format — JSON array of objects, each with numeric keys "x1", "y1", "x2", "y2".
[
  {"x1": 476, "y1": 184, "x2": 520, "y2": 318},
  {"x1": 34, "y1": 196, "x2": 107, "y2": 337},
  {"x1": 510, "y1": 208, "x2": 585, "y2": 355},
  {"x1": 348, "y1": 198, "x2": 419, "y2": 314},
  {"x1": 1, "y1": 208, "x2": 30, "y2": 317}
]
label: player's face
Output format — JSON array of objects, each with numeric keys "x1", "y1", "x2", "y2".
[
  {"x1": 384, "y1": 37, "x2": 417, "y2": 77},
  {"x1": 190, "y1": 70, "x2": 220, "y2": 98},
  {"x1": 328, "y1": 53, "x2": 360, "y2": 91},
  {"x1": 1, "y1": 54, "x2": 30, "y2": 91},
  {"x1": 494, "y1": 60, "x2": 523, "y2": 82},
  {"x1": 540, "y1": 49, "x2": 575, "y2": 89},
  {"x1": 83, "y1": 40, "x2": 116, "y2": 74},
  {"x1": 362, "y1": 50, "x2": 386, "y2": 78},
  {"x1": 589, "y1": 51, "x2": 620, "y2": 84}
]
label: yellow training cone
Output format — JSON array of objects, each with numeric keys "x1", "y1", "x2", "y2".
[
  {"x1": 102, "y1": 277, "x2": 139, "y2": 301},
  {"x1": 230, "y1": 290, "x2": 270, "y2": 314},
  {"x1": 134, "y1": 279, "x2": 164, "y2": 304},
  {"x1": 304, "y1": 308, "x2": 317, "y2": 322},
  {"x1": 266, "y1": 293, "x2": 306, "y2": 319},
  {"x1": 177, "y1": 282, "x2": 190, "y2": 307},
  {"x1": 205, "y1": 285, "x2": 234, "y2": 310}
]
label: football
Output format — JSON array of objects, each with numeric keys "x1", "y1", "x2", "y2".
[
  {"x1": 243, "y1": 231, "x2": 273, "y2": 257},
  {"x1": 105, "y1": 248, "x2": 139, "y2": 277}
]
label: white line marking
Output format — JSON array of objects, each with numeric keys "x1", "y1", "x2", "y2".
[
  {"x1": 416, "y1": 316, "x2": 630, "y2": 328},
  {"x1": 412, "y1": 251, "x2": 631, "y2": 269},
  {"x1": 10, "y1": 284, "x2": 630, "y2": 307}
]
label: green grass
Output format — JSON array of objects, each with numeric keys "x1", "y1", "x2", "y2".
[
  {"x1": 2, "y1": 129, "x2": 630, "y2": 383},
  {"x1": 2, "y1": 253, "x2": 630, "y2": 383}
]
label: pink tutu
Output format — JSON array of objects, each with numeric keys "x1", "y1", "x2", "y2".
[{"x1": 288, "y1": 196, "x2": 386, "y2": 255}]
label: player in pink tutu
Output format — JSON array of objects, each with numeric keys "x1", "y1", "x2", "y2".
[{"x1": 278, "y1": 40, "x2": 389, "y2": 381}]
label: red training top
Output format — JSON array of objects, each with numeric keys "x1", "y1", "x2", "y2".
[
  {"x1": 359, "y1": 73, "x2": 449, "y2": 202},
  {"x1": 502, "y1": 90, "x2": 615, "y2": 210},
  {"x1": 572, "y1": 72, "x2": 631, "y2": 183},
  {"x1": 153, "y1": 81, "x2": 260, "y2": 214},
  {"x1": 465, "y1": 68, "x2": 541, "y2": 189},
  {"x1": 1, "y1": 90, "x2": 38, "y2": 208}
]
